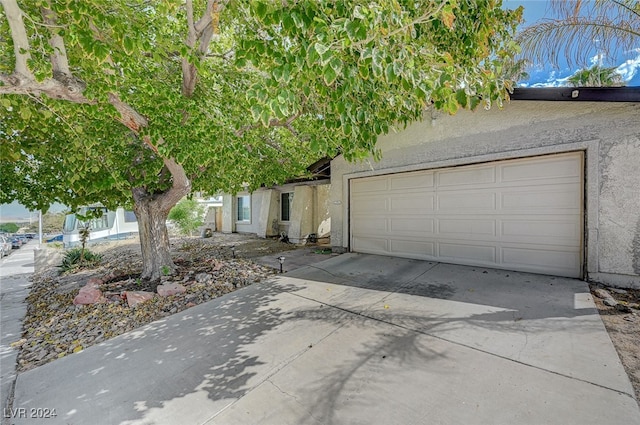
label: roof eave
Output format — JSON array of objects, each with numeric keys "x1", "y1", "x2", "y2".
[{"x1": 511, "y1": 87, "x2": 640, "y2": 102}]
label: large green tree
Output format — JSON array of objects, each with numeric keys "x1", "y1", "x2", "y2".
[{"x1": 1, "y1": 0, "x2": 522, "y2": 281}]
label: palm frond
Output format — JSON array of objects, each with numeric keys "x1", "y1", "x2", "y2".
[{"x1": 517, "y1": 0, "x2": 640, "y2": 68}]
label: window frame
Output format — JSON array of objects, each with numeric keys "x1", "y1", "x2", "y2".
[
  {"x1": 236, "y1": 195, "x2": 251, "y2": 223},
  {"x1": 280, "y1": 191, "x2": 294, "y2": 222}
]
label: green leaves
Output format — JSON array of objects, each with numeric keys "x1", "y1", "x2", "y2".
[
  {"x1": 323, "y1": 64, "x2": 337, "y2": 86},
  {"x1": 314, "y1": 42, "x2": 330, "y2": 56},
  {"x1": 1, "y1": 0, "x2": 522, "y2": 220},
  {"x1": 123, "y1": 36, "x2": 135, "y2": 54},
  {"x1": 235, "y1": 0, "x2": 521, "y2": 168},
  {"x1": 19, "y1": 107, "x2": 32, "y2": 120}
]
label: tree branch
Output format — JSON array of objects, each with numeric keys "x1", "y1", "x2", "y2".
[
  {"x1": 338, "y1": 3, "x2": 446, "y2": 52},
  {"x1": 1, "y1": 0, "x2": 32, "y2": 79},
  {"x1": 108, "y1": 93, "x2": 149, "y2": 134},
  {"x1": 41, "y1": 5, "x2": 70, "y2": 76},
  {"x1": 0, "y1": 76, "x2": 92, "y2": 102},
  {"x1": 182, "y1": 0, "x2": 228, "y2": 97},
  {"x1": 108, "y1": 92, "x2": 191, "y2": 205},
  {"x1": 158, "y1": 157, "x2": 191, "y2": 212},
  {"x1": 0, "y1": 0, "x2": 91, "y2": 103}
]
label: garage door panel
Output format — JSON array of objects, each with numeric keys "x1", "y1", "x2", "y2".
[
  {"x1": 391, "y1": 172, "x2": 434, "y2": 189},
  {"x1": 352, "y1": 237, "x2": 388, "y2": 254},
  {"x1": 390, "y1": 240, "x2": 435, "y2": 257},
  {"x1": 390, "y1": 217, "x2": 434, "y2": 234},
  {"x1": 352, "y1": 177, "x2": 388, "y2": 193},
  {"x1": 439, "y1": 243, "x2": 497, "y2": 263},
  {"x1": 390, "y1": 195, "x2": 434, "y2": 213},
  {"x1": 501, "y1": 188, "x2": 581, "y2": 210},
  {"x1": 502, "y1": 247, "x2": 580, "y2": 275},
  {"x1": 500, "y1": 156, "x2": 581, "y2": 182},
  {"x1": 350, "y1": 152, "x2": 583, "y2": 278},
  {"x1": 352, "y1": 218, "x2": 388, "y2": 234},
  {"x1": 501, "y1": 220, "x2": 581, "y2": 243},
  {"x1": 438, "y1": 219, "x2": 496, "y2": 236},
  {"x1": 438, "y1": 166, "x2": 496, "y2": 187},
  {"x1": 351, "y1": 195, "x2": 388, "y2": 214},
  {"x1": 438, "y1": 192, "x2": 496, "y2": 211}
]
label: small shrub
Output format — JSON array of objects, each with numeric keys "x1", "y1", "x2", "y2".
[
  {"x1": 60, "y1": 247, "x2": 103, "y2": 272},
  {"x1": 168, "y1": 199, "x2": 205, "y2": 236}
]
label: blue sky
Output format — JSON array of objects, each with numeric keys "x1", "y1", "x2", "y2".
[{"x1": 505, "y1": 0, "x2": 640, "y2": 87}]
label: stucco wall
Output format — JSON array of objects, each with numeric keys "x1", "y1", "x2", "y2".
[
  {"x1": 330, "y1": 101, "x2": 640, "y2": 287},
  {"x1": 223, "y1": 181, "x2": 331, "y2": 243},
  {"x1": 315, "y1": 184, "x2": 331, "y2": 240},
  {"x1": 279, "y1": 181, "x2": 331, "y2": 243}
]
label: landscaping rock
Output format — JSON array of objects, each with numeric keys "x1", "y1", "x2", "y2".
[
  {"x1": 73, "y1": 286, "x2": 105, "y2": 305},
  {"x1": 125, "y1": 291, "x2": 155, "y2": 307},
  {"x1": 593, "y1": 288, "x2": 613, "y2": 299},
  {"x1": 16, "y1": 234, "x2": 287, "y2": 372},
  {"x1": 615, "y1": 303, "x2": 633, "y2": 313},
  {"x1": 195, "y1": 272, "x2": 213, "y2": 283},
  {"x1": 157, "y1": 283, "x2": 187, "y2": 297}
]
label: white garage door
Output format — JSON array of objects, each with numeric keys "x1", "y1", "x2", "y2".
[{"x1": 350, "y1": 152, "x2": 583, "y2": 278}]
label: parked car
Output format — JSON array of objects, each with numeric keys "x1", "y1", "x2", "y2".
[
  {"x1": 17, "y1": 235, "x2": 28, "y2": 245},
  {"x1": 11, "y1": 237, "x2": 21, "y2": 249},
  {"x1": 0, "y1": 236, "x2": 11, "y2": 257}
]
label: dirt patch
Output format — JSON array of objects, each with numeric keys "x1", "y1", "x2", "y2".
[{"x1": 589, "y1": 284, "x2": 640, "y2": 404}]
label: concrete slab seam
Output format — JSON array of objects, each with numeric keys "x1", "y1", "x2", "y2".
[{"x1": 265, "y1": 379, "x2": 325, "y2": 424}]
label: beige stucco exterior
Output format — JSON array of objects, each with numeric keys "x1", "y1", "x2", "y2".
[
  {"x1": 222, "y1": 180, "x2": 331, "y2": 245},
  {"x1": 331, "y1": 101, "x2": 640, "y2": 288}
]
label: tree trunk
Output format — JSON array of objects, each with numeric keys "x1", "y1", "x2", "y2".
[
  {"x1": 132, "y1": 158, "x2": 190, "y2": 282},
  {"x1": 133, "y1": 191, "x2": 175, "y2": 282}
]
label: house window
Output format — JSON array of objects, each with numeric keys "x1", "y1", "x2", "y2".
[
  {"x1": 237, "y1": 195, "x2": 251, "y2": 222},
  {"x1": 281, "y1": 192, "x2": 294, "y2": 222}
]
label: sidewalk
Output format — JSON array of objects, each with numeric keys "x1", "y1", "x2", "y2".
[{"x1": 0, "y1": 243, "x2": 35, "y2": 423}]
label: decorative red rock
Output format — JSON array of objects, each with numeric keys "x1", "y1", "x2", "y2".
[
  {"x1": 157, "y1": 283, "x2": 187, "y2": 297},
  {"x1": 73, "y1": 286, "x2": 105, "y2": 305},
  {"x1": 125, "y1": 291, "x2": 155, "y2": 307}
]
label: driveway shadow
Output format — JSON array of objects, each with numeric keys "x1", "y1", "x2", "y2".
[{"x1": 12, "y1": 254, "x2": 637, "y2": 425}]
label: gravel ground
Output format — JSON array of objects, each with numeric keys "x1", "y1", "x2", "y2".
[
  {"x1": 12, "y1": 233, "x2": 640, "y2": 406},
  {"x1": 13, "y1": 233, "x2": 298, "y2": 372}
]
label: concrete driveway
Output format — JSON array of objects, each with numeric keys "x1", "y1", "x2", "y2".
[{"x1": 11, "y1": 253, "x2": 640, "y2": 424}]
